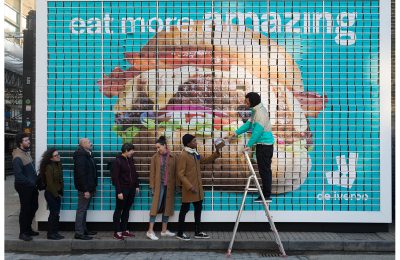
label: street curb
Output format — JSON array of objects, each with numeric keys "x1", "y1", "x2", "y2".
[{"x1": 5, "y1": 239, "x2": 395, "y2": 253}]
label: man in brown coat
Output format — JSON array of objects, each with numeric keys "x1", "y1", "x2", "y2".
[{"x1": 176, "y1": 134, "x2": 220, "y2": 241}]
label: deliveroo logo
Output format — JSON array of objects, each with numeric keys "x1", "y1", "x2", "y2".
[{"x1": 325, "y1": 153, "x2": 358, "y2": 189}]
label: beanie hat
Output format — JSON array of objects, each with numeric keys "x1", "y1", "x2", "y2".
[{"x1": 182, "y1": 134, "x2": 195, "y2": 147}]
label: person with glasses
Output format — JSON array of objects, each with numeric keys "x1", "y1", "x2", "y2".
[{"x1": 39, "y1": 148, "x2": 64, "y2": 240}]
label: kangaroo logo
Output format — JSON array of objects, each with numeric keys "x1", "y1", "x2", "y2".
[{"x1": 326, "y1": 153, "x2": 358, "y2": 189}]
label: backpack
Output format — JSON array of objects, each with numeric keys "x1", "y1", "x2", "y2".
[{"x1": 36, "y1": 170, "x2": 46, "y2": 191}]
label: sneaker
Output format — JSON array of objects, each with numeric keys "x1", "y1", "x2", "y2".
[
  {"x1": 160, "y1": 230, "x2": 175, "y2": 237},
  {"x1": 122, "y1": 231, "x2": 135, "y2": 237},
  {"x1": 146, "y1": 231, "x2": 159, "y2": 240},
  {"x1": 176, "y1": 233, "x2": 190, "y2": 241},
  {"x1": 19, "y1": 233, "x2": 32, "y2": 241},
  {"x1": 194, "y1": 232, "x2": 210, "y2": 239},
  {"x1": 113, "y1": 232, "x2": 124, "y2": 240}
]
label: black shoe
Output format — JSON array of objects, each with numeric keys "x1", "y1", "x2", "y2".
[
  {"x1": 47, "y1": 233, "x2": 62, "y2": 240},
  {"x1": 27, "y1": 230, "x2": 39, "y2": 236},
  {"x1": 176, "y1": 233, "x2": 190, "y2": 241},
  {"x1": 55, "y1": 233, "x2": 65, "y2": 239},
  {"x1": 194, "y1": 232, "x2": 210, "y2": 239},
  {"x1": 84, "y1": 231, "x2": 97, "y2": 236},
  {"x1": 19, "y1": 233, "x2": 33, "y2": 241},
  {"x1": 74, "y1": 234, "x2": 93, "y2": 240}
]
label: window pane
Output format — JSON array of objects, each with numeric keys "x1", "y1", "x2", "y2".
[{"x1": 5, "y1": 5, "x2": 18, "y2": 24}]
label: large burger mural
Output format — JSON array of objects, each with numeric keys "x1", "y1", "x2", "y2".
[{"x1": 98, "y1": 21, "x2": 327, "y2": 193}]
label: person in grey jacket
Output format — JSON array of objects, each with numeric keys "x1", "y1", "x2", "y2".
[
  {"x1": 73, "y1": 138, "x2": 98, "y2": 240},
  {"x1": 12, "y1": 133, "x2": 39, "y2": 241}
]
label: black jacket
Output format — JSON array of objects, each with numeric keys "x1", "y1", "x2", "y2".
[
  {"x1": 12, "y1": 148, "x2": 37, "y2": 187},
  {"x1": 73, "y1": 147, "x2": 98, "y2": 192},
  {"x1": 112, "y1": 154, "x2": 139, "y2": 194}
]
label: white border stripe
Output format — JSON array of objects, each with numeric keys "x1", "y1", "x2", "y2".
[
  {"x1": 379, "y1": 0, "x2": 392, "y2": 223},
  {"x1": 36, "y1": 0, "x2": 49, "y2": 221}
]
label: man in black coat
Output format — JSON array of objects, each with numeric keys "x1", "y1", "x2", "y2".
[{"x1": 73, "y1": 138, "x2": 98, "y2": 240}]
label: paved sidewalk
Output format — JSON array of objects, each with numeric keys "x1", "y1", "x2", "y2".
[{"x1": 4, "y1": 176, "x2": 395, "y2": 254}]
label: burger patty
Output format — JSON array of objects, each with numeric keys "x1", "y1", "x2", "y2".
[
  {"x1": 168, "y1": 74, "x2": 246, "y2": 114},
  {"x1": 114, "y1": 96, "x2": 154, "y2": 130}
]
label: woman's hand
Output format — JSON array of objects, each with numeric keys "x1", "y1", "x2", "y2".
[
  {"x1": 189, "y1": 186, "x2": 197, "y2": 193},
  {"x1": 117, "y1": 193, "x2": 124, "y2": 200},
  {"x1": 84, "y1": 192, "x2": 91, "y2": 199},
  {"x1": 136, "y1": 188, "x2": 140, "y2": 194}
]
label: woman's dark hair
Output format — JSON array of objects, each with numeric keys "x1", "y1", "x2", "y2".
[
  {"x1": 121, "y1": 143, "x2": 135, "y2": 153},
  {"x1": 156, "y1": 136, "x2": 167, "y2": 146},
  {"x1": 15, "y1": 133, "x2": 30, "y2": 146},
  {"x1": 39, "y1": 148, "x2": 58, "y2": 176},
  {"x1": 245, "y1": 92, "x2": 261, "y2": 108}
]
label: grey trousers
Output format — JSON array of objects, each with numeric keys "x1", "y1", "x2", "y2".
[{"x1": 75, "y1": 191, "x2": 92, "y2": 235}]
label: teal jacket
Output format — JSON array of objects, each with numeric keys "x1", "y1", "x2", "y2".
[{"x1": 235, "y1": 103, "x2": 274, "y2": 147}]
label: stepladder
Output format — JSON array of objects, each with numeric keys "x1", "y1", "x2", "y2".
[{"x1": 226, "y1": 151, "x2": 287, "y2": 257}]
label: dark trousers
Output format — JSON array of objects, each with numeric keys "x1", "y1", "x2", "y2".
[
  {"x1": 256, "y1": 144, "x2": 274, "y2": 198},
  {"x1": 113, "y1": 187, "x2": 136, "y2": 232},
  {"x1": 75, "y1": 191, "x2": 92, "y2": 235},
  {"x1": 15, "y1": 184, "x2": 39, "y2": 235},
  {"x1": 178, "y1": 200, "x2": 203, "y2": 235},
  {"x1": 45, "y1": 191, "x2": 61, "y2": 235}
]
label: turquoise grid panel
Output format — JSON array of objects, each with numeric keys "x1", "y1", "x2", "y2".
[{"x1": 47, "y1": 0, "x2": 380, "y2": 213}]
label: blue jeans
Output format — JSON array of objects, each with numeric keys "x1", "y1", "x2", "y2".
[
  {"x1": 149, "y1": 185, "x2": 169, "y2": 223},
  {"x1": 149, "y1": 215, "x2": 169, "y2": 223}
]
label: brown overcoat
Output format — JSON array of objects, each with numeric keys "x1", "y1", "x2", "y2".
[
  {"x1": 177, "y1": 150, "x2": 220, "y2": 203},
  {"x1": 149, "y1": 152, "x2": 177, "y2": 217}
]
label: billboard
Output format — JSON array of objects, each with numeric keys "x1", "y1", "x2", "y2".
[{"x1": 36, "y1": 0, "x2": 391, "y2": 223}]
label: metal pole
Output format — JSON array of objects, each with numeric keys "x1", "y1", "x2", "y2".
[{"x1": 227, "y1": 175, "x2": 252, "y2": 255}]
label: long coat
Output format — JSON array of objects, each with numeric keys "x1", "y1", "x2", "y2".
[
  {"x1": 177, "y1": 150, "x2": 220, "y2": 203},
  {"x1": 149, "y1": 152, "x2": 177, "y2": 217}
]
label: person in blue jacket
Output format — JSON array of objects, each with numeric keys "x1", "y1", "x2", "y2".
[{"x1": 225, "y1": 92, "x2": 275, "y2": 203}]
